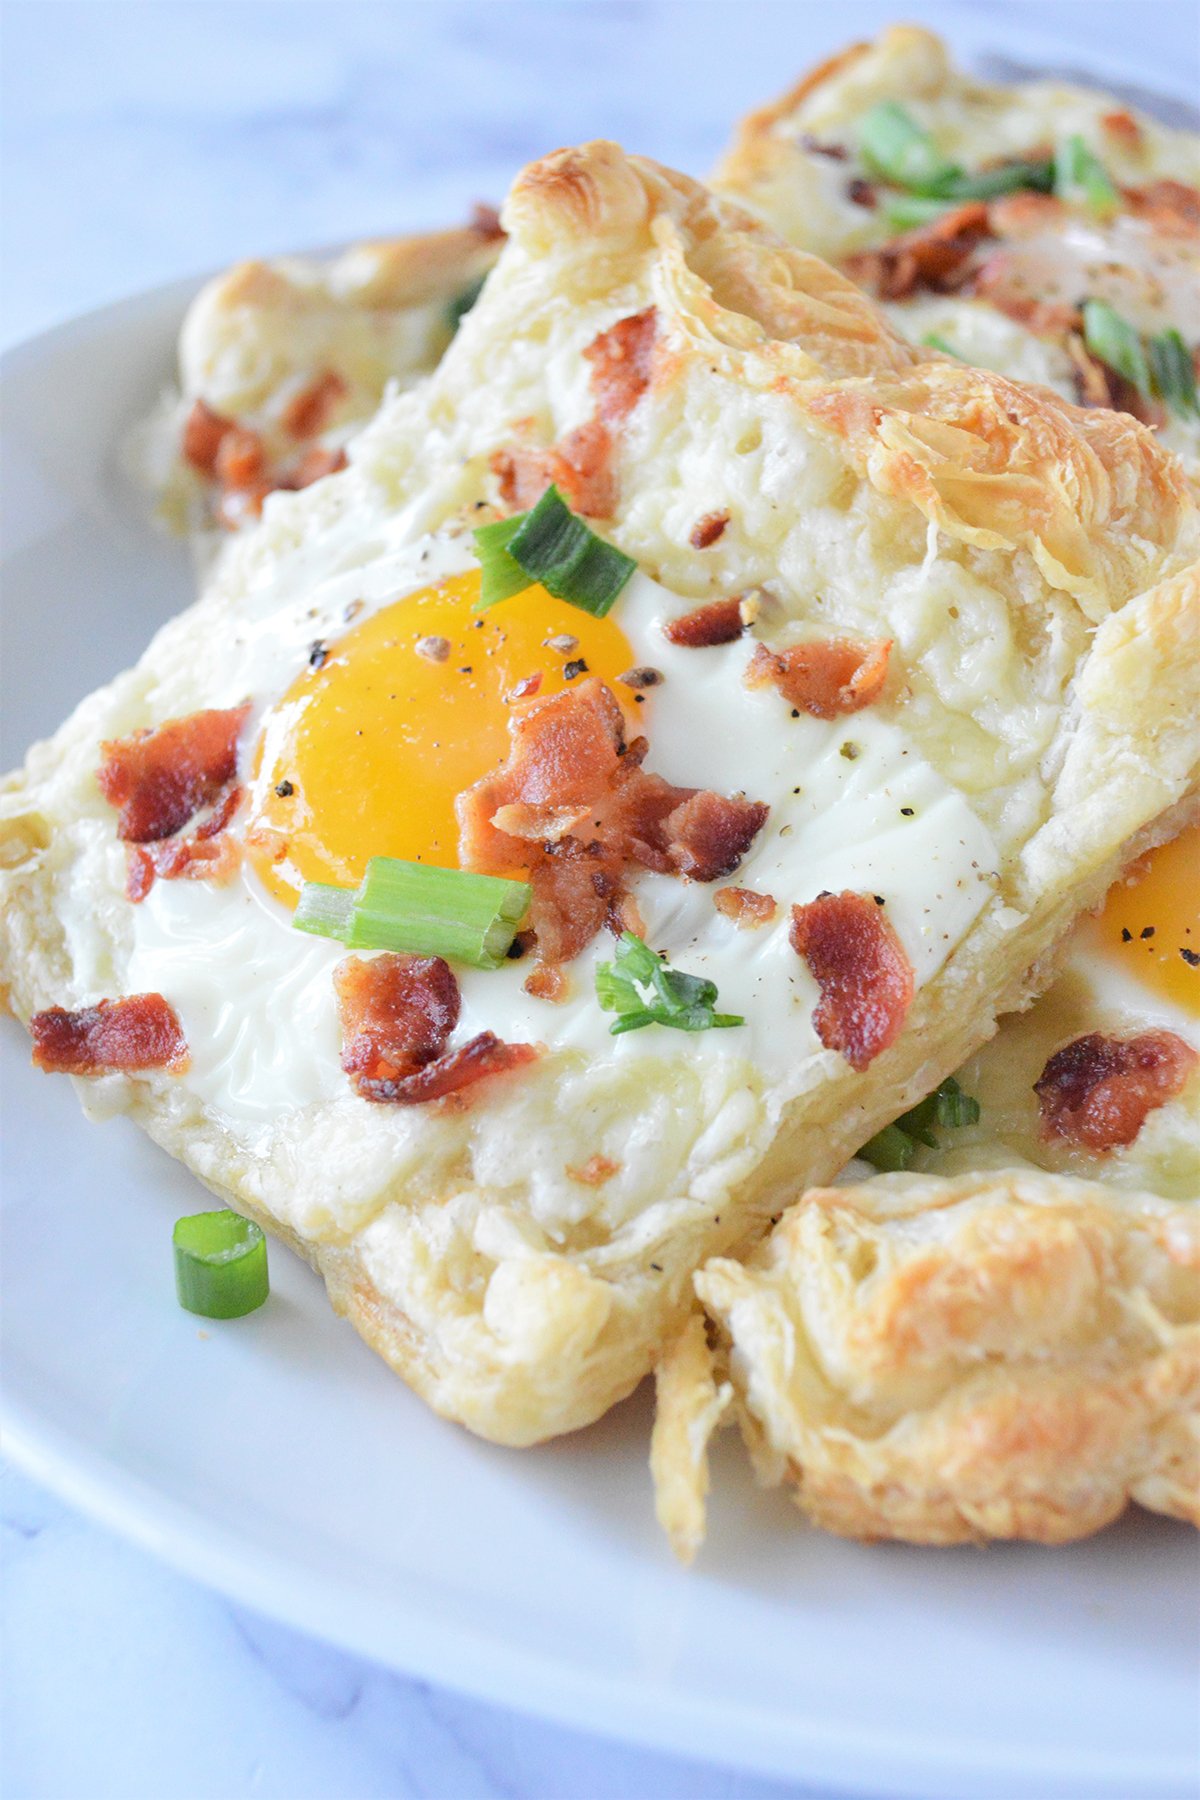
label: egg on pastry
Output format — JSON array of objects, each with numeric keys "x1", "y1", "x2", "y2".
[
  {"x1": 714, "y1": 24, "x2": 1200, "y2": 478},
  {"x1": 134, "y1": 208, "x2": 504, "y2": 552},
  {"x1": 3, "y1": 141, "x2": 1199, "y2": 1457}
]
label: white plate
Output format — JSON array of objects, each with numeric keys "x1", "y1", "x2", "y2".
[{"x1": 3, "y1": 123, "x2": 1200, "y2": 1800}]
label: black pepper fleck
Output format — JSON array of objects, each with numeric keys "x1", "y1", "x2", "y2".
[
  {"x1": 900, "y1": 806, "x2": 914, "y2": 817},
  {"x1": 308, "y1": 641, "x2": 328, "y2": 669},
  {"x1": 563, "y1": 658, "x2": 589, "y2": 681},
  {"x1": 1141, "y1": 926, "x2": 1156, "y2": 940},
  {"x1": 1121, "y1": 927, "x2": 1133, "y2": 942},
  {"x1": 1181, "y1": 948, "x2": 1200, "y2": 967},
  {"x1": 274, "y1": 779, "x2": 295, "y2": 798}
]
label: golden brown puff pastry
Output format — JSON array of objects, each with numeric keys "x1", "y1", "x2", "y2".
[
  {"x1": 670, "y1": 1171, "x2": 1200, "y2": 1554},
  {"x1": 714, "y1": 25, "x2": 1200, "y2": 478},
  {"x1": 4, "y1": 143, "x2": 1199, "y2": 1452},
  {"x1": 135, "y1": 214, "x2": 503, "y2": 546}
]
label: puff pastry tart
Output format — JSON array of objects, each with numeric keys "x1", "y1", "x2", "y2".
[
  {"x1": 715, "y1": 25, "x2": 1200, "y2": 478},
  {"x1": 136, "y1": 210, "x2": 503, "y2": 547},
  {"x1": 4, "y1": 143, "x2": 1198, "y2": 1454}
]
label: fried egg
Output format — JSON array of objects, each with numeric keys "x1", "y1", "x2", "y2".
[{"x1": 119, "y1": 521, "x2": 996, "y2": 1126}]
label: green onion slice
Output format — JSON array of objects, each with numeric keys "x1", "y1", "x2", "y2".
[
  {"x1": 595, "y1": 931, "x2": 743, "y2": 1036},
  {"x1": 920, "y1": 332, "x2": 962, "y2": 359},
  {"x1": 1083, "y1": 298, "x2": 1151, "y2": 396},
  {"x1": 1055, "y1": 134, "x2": 1119, "y2": 218},
  {"x1": 857, "y1": 1076, "x2": 981, "y2": 1172},
  {"x1": 174, "y1": 1211, "x2": 269, "y2": 1319},
  {"x1": 474, "y1": 485, "x2": 637, "y2": 617},
  {"x1": 883, "y1": 194, "x2": 954, "y2": 233},
  {"x1": 938, "y1": 158, "x2": 1055, "y2": 201},
  {"x1": 1147, "y1": 327, "x2": 1200, "y2": 420},
  {"x1": 859, "y1": 101, "x2": 959, "y2": 195},
  {"x1": 293, "y1": 856, "x2": 531, "y2": 970}
]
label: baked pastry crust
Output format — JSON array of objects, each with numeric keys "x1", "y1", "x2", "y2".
[
  {"x1": 715, "y1": 25, "x2": 1200, "y2": 475},
  {"x1": 4, "y1": 142, "x2": 1199, "y2": 1449},
  {"x1": 690, "y1": 1170, "x2": 1200, "y2": 1546}
]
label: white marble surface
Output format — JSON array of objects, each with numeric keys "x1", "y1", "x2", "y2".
[{"x1": 2, "y1": 4, "x2": 1197, "y2": 1797}]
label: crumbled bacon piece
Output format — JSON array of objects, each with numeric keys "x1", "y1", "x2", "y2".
[
  {"x1": 333, "y1": 952, "x2": 537, "y2": 1105},
  {"x1": 985, "y1": 191, "x2": 1067, "y2": 238},
  {"x1": 790, "y1": 891, "x2": 914, "y2": 1071},
  {"x1": 662, "y1": 598, "x2": 745, "y2": 648},
  {"x1": 491, "y1": 419, "x2": 616, "y2": 518},
  {"x1": 584, "y1": 307, "x2": 658, "y2": 423},
  {"x1": 714, "y1": 886, "x2": 776, "y2": 928},
  {"x1": 662, "y1": 790, "x2": 768, "y2": 882},
  {"x1": 97, "y1": 703, "x2": 250, "y2": 843},
  {"x1": 844, "y1": 202, "x2": 991, "y2": 300},
  {"x1": 1101, "y1": 109, "x2": 1144, "y2": 151},
  {"x1": 215, "y1": 426, "x2": 267, "y2": 492},
  {"x1": 846, "y1": 177, "x2": 876, "y2": 208},
  {"x1": 31, "y1": 994, "x2": 188, "y2": 1075},
  {"x1": 566, "y1": 1153, "x2": 620, "y2": 1185},
  {"x1": 523, "y1": 961, "x2": 568, "y2": 1002},
  {"x1": 458, "y1": 678, "x2": 766, "y2": 967},
  {"x1": 689, "y1": 511, "x2": 729, "y2": 550},
  {"x1": 1035, "y1": 1030, "x2": 1197, "y2": 1151},
  {"x1": 745, "y1": 638, "x2": 891, "y2": 719},
  {"x1": 281, "y1": 370, "x2": 347, "y2": 440},
  {"x1": 125, "y1": 783, "x2": 244, "y2": 902},
  {"x1": 469, "y1": 201, "x2": 505, "y2": 240},
  {"x1": 182, "y1": 399, "x2": 235, "y2": 476},
  {"x1": 1123, "y1": 178, "x2": 1200, "y2": 232}
]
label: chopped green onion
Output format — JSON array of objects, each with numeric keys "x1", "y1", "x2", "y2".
[
  {"x1": 475, "y1": 485, "x2": 636, "y2": 617},
  {"x1": 1147, "y1": 327, "x2": 1200, "y2": 420},
  {"x1": 883, "y1": 194, "x2": 953, "y2": 233},
  {"x1": 174, "y1": 1211, "x2": 269, "y2": 1319},
  {"x1": 921, "y1": 332, "x2": 962, "y2": 359},
  {"x1": 595, "y1": 931, "x2": 743, "y2": 1036},
  {"x1": 1055, "y1": 134, "x2": 1119, "y2": 218},
  {"x1": 857, "y1": 1122, "x2": 916, "y2": 1172},
  {"x1": 937, "y1": 158, "x2": 1055, "y2": 201},
  {"x1": 1083, "y1": 298, "x2": 1151, "y2": 396},
  {"x1": 858, "y1": 1076, "x2": 981, "y2": 1171},
  {"x1": 473, "y1": 513, "x2": 533, "y2": 609},
  {"x1": 445, "y1": 273, "x2": 486, "y2": 332},
  {"x1": 859, "y1": 101, "x2": 959, "y2": 195},
  {"x1": 293, "y1": 857, "x2": 531, "y2": 970}
]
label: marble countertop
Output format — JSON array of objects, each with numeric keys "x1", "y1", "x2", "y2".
[{"x1": 3, "y1": 4, "x2": 1197, "y2": 1797}]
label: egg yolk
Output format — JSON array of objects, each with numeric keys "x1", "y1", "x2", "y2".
[
  {"x1": 1090, "y1": 824, "x2": 1199, "y2": 1018},
  {"x1": 247, "y1": 568, "x2": 639, "y2": 906}
]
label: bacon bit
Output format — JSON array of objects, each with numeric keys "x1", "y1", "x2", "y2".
[
  {"x1": 1035, "y1": 1030, "x2": 1197, "y2": 1151},
  {"x1": 469, "y1": 201, "x2": 505, "y2": 240},
  {"x1": 462, "y1": 680, "x2": 630, "y2": 866},
  {"x1": 846, "y1": 177, "x2": 876, "y2": 208},
  {"x1": 458, "y1": 678, "x2": 766, "y2": 965},
  {"x1": 281, "y1": 371, "x2": 347, "y2": 441},
  {"x1": 215, "y1": 425, "x2": 267, "y2": 492},
  {"x1": 689, "y1": 511, "x2": 729, "y2": 550},
  {"x1": 97, "y1": 703, "x2": 250, "y2": 843},
  {"x1": 844, "y1": 202, "x2": 991, "y2": 300},
  {"x1": 523, "y1": 961, "x2": 568, "y2": 1002},
  {"x1": 277, "y1": 446, "x2": 348, "y2": 491},
  {"x1": 985, "y1": 190, "x2": 1067, "y2": 237},
  {"x1": 745, "y1": 638, "x2": 891, "y2": 719},
  {"x1": 662, "y1": 598, "x2": 745, "y2": 648},
  {"x1": 1101, "y1": 109, "x2": 1144, "y2": 152},
  {"x1": 528, "y1": 837, "x2": 628, "y2": 966},
  {"x1": 566, "y1": 1153, "x2": 620, "y2": 1185},
  {"x1": 714, "y1": 886, "x2": 776, "y2": 928},
  {"x1": 492, "y1": 419, "x2": 616, "y2": 519},
  {"x1": 1065, "y1": 332, "x2": 1118, "y2": 407},
  {"x1": 790, "y1": 891, "x2": 914, "y2": 1071},
  {"x1": 181, "y1": 399, "x2": 235, "y2": 476},
  {"x1": 1123, "y1": 178, "x2": 1200, "y2": 233},
  {"x1": 333, "y1": 953, "x2": 534, "y2": 1105},
  {"x1": 124, "y1": 783, "x2": 244, "y2": 902},
  {"x1": 31, "y1": 993, "x2": 188, "y2": 1075},
  {"x1": 584, "y1": 307, "x2": 658, "y2": 423},
  {"x1": 663, "y1": 791, "x2": 769, "y2": 883},
  {"x1": 507, "y1": 672, "x2": 543, "y2": 704}
]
